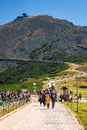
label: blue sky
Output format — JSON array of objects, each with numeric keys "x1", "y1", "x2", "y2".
[{"x1": 0, "y1": 0, "x2": 87, "y2": 26}]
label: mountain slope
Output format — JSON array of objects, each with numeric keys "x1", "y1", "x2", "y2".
[{"x1": 0, "y1": 14, "x2": 87, "y2": 62}]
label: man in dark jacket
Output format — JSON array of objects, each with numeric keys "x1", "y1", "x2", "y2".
[{"x1": 50, "y1": 91, "x2": 57, "y2": 109}]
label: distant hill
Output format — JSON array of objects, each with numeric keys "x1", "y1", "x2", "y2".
[
  {"x1": 0, "y1": 61, "x2": 68, "y2": 84},
  {"x1": 0, "y1": 14, "x2": 87, "y2": 71}
]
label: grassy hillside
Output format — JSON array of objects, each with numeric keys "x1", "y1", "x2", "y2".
[
  {"x1": 66, "y1": 56, "x2": 87, "y2": 63},
  {"x1": 0, "y1": 80, "x2": 43, "y2": 92},
  {"x1": 44, "y1": 55, "x2": 87, "y2": 63},
  {"x1": 0, "y1": 61, "x2": 68, "y2": 84}
]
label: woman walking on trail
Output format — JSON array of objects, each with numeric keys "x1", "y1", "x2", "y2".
[{"x1": 45, "y1": 93, "x2": 51, "y2": 109}]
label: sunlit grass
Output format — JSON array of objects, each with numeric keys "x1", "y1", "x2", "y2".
[
  {"x1": 64, "y1": 102, "x2": 87, "y2": 130},
  {"x1": 0, "y1": 79, "x2": 43, "y2": 93}
]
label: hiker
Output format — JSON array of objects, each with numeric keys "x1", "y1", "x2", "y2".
[
  {"x1": 59, "y1": 94, "x2": 62, "y2": 102},
  {"x1": 42, "y1": 91, "x2": 46, "y2": 106},
  {"x1": 45, "y1": 92, "x2": 51, "y2": 109},
  {"x1": 50, "y1": 91, "x2": 57, "y2": 109},
  {"x1": 79, "y1": 93, "x2": 82, "y2": 100},
  {"x1": 38, "y1": 93, "x2": 43, "y2": 105}
]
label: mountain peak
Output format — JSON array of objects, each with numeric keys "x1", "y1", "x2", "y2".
[{"x1": 0, "y1": 14, "x2": 87, "y2": 62}]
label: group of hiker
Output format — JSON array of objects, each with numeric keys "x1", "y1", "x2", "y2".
[
  {"x1": 0, "y1": 90, "x2": 31, "y2": 103},
  {"x1": 38, "y1": 85, "x2": 57, "y2": 109}
]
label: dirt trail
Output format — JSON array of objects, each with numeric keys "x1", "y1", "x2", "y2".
[{"x1": 0, "y1": 96, "x2": 84, "y2": 130}]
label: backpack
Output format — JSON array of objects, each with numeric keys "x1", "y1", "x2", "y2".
[{"x1": 52, "y1": 93, "x2": 56, "y2": 100}]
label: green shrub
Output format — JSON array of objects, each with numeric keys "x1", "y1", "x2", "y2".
[{"x1": 0, "y1": 61, "x2": 68, "y2": 84}]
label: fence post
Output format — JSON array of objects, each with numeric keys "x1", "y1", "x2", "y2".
[
  {"x1": 12, "y1": 102, "x2": 14, "y2": 111},
  {"x1": 3, "y1": 106, "x2": 4, "y2": 116}
]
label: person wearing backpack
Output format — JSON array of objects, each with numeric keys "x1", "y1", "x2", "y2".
[{"x1": 51, "y1": 91, "x2": 56, "y2": 109}]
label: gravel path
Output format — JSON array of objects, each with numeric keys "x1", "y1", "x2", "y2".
[{"x1": 0, "y1": 96, "x2": 84, "y2": 130}]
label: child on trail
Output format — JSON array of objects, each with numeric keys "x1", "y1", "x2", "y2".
[{"x1": 45, "y1": 93, "x2": 51, "y2": 109}]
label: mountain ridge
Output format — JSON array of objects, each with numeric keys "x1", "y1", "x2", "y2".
[{"x1": 0, "y1": 14, "x2": 87, "y2": 65}]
